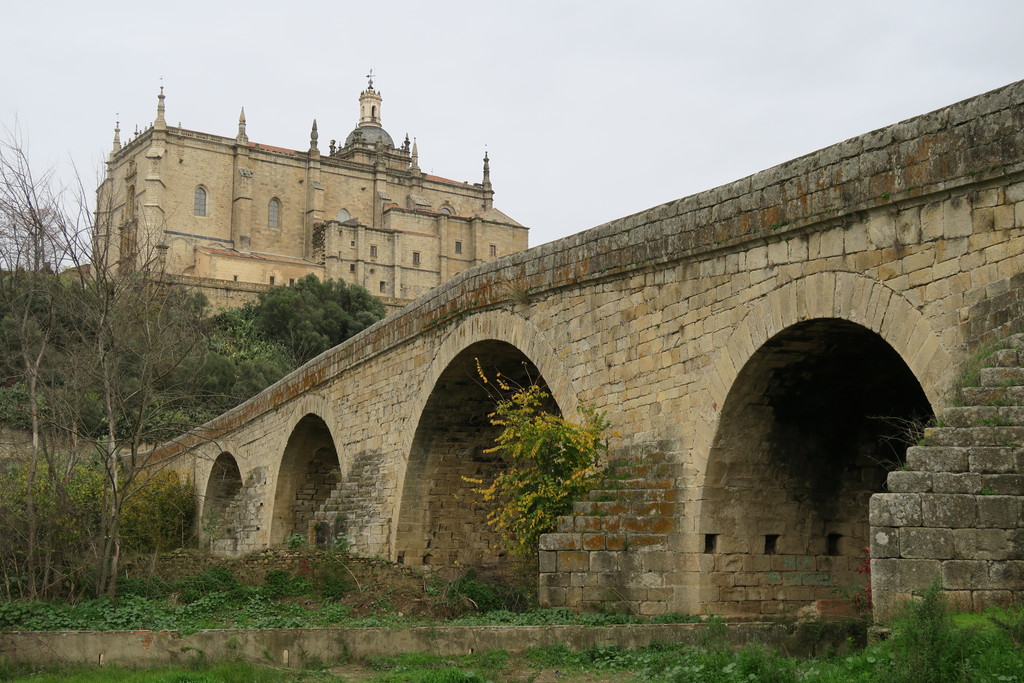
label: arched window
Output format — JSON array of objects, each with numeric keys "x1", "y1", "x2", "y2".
[
  {"x1": 268, "y1": 198, "x2": 281, "y2": 228},
  {"x1": 439, "y1": 206, "x2": 453, "y2": 216},
  {"x1": 337, "y1": 208, "x2": 350, "y2": 222},
  {"x1": 194, "y1": 186, "x2": 207, "y2": 216}
]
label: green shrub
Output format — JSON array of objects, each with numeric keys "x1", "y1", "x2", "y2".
[
  {"x1": 176, "y1": 567, "x2": 241, "y2": 604},
  {"x1": 260, "y1": 570, "x2": 312, "y2": 599},
  {"x1": 467, "y1": 375, "x2": 613, "y2": 557},
  {"x1": 120, "y1": 469, "x2": 196, "y2": 554}
]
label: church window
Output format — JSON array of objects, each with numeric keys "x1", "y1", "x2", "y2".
[
  {"x1": 194, "y1": 186, "x2": 207, "y2": 216},
  {"x1": 489, "y1": 244, "x2": 497, "y2": 257},
  {"x1": 370, "y1": 245, "x2": 378, "y2": 258},
  {"x1": 349, "y1": 263, "x2": 355, "y2": 273},
  {"x1": 455, "y1": 241, "x2": 462, "y2": 254},
  {"x1": 440, "y1": 206, "x2": 453, "y2": 216},
  {"x1": 337, "y1": 208, "x2": 350, "y2": 222},
  {"x1": 379, "y1": 281, "x2": 386, "y2": 293},
  {"x1": 269, "y1": 276, "x2": 276, "y2": 285},
  {"x1": 412, "y1": 251, "x2": 420, "y2": 266},
  {"x1": 268, "y1": 198, "x2": 281, "y2": 227}
]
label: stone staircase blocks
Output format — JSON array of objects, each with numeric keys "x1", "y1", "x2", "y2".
[
  {"x1": 923, "y1": 426, "x2": 1024, "y2": 447},
  {"x1": 986, "y1": 348, "x2": 1022, "y2": 366},
  {"x1": 608, "y1": 477, "x2": 677, "y2": 490},
  {"x1": 960, "y1": 386, "x2": 1024, "y2": 406},
  {"x1": 905, "y1": 446, "x2": 969, "y2": 472},
  {"x1": 1002, "y1": 333, "x2": 1024, "y2": 350},
  {"x1": 942, "y1": 406, "x2": 1024, "y2": 427},
  {"x1": 980, "y1": 367, "x2": 1024, "y2": 387},
  {"x1": 969, "y1": 447, "x2": 1024, "y2": 474},
  {"x1": 602, "y1": 462, "x2": 681, "y2": 479},
  {"x1": 886, "y1": 470, "x2": 933, "y2": 493}
]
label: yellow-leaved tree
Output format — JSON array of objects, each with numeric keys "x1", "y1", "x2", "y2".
[{"x1": 470, "y1": 374, "x2": 613, "y2": 557}]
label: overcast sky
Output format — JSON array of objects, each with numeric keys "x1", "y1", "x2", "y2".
[{"x1": 2, "y1": 1, "x2": 1022, "y2": 248}]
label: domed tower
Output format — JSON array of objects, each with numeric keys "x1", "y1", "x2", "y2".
[{"x1": 343, "y1": 72, "x2": 394, "y2": 149}]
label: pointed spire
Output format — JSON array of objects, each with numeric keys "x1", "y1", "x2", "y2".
[
  {"x1": 155, "y1": 85, "x2": 166, "y2": 130},
  {"x1": 310, "y1": 119, "x2": 319, "y2": 152},
  {"x1": 411, "y1": 137, "x2": 420, "y2": 171},
  {"x1": 236, "y1": 107, "x2": 248, "y2": 143},
  {"x1": 482, "y1": 149, "x2": 491, "y2": 186},
  {"x1": 112, "y1": 118, "x2": 121, "y2": 153}
]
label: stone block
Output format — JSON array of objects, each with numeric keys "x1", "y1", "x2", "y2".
[
  {"x1": 886, "y1": 471, "x2": 932, "y2": 493},
  {"x1": 921, "y1": 494, "x2": 977, "y2": 528},
  {"x1": 871, "y1": 558, "x2": 942, "y2": 591},
  {"x1": 557, "y1": 551, "x2": 590, "y2": 572},
  {"x1": 906, "y1": 446, "x2": 968, "y2": 472},
  {"x1": 932, "y1": 472, "x2": 984, "y2": 494},
  {"x1": 538, "y1": 551, "x2": 557, "y2": 574},
  {"x1": 976, "y1": 496, "x2": 1019, "y2": 528},
  {"x1": 539, "y1": 571, "x2": 569, "y2": 588},
  {"x1": 538, "y1": 586, "x2": 565, "y2": 607},
  {"x1": 941, "y1": 560, "x2": 988, "y2": 589},
  {"x1": 985, "y1": 475, "x2": 1024, "y2": 496},
  {"x1": 640, "y1": 551, "x2": 676, "y2": 573},
  {"x1": 952, "y1": 528, "x2": 1010, "y2": 560},
  {"x1": 969, "y1": 448, "x2": 1017, "y2": 474},
  {"x1": 539, "y1": 533, "x2": 581, "y2": 551},
  {"x1": 988, "y1": 560, "x2": 1024, "y2": 588},
  {"x1": 870, "y1": 494, "x2": 922, "y2": 527},
  {"x1": 868, "y1": 528, "x2": 901, "y2": 557},
  {"x1": 590, "y1": 551, "x2": 619, "y2": 573},
  {"x1": 973, "y1": 590, "x2": 1014, "y2": 611}
]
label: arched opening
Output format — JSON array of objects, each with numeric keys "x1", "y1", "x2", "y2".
[
  {"x1": 268, "y1": 198, "x2": 281, "y2": 228},
  {"x1": 701, "y1": 319, "x2": 932, "y2": 616},
  {"x1": 269, "y1": 413, "x2": 340, "y2": 546},
  {"x1": 193, "y1": 186, "x2": 207, "y2": 216},
  {"x1": 202, "y1": 452, "x2": 243, "y2": 553},
  {"x1": 395, "y1": 340, "x2": 558, "y2": 572}
]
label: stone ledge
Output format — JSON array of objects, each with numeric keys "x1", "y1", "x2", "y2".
[{"x1": 0, "y1": 622, "x2": 866, "y2": 668}]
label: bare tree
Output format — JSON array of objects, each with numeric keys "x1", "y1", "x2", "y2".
[
  {"x1": 0, "y1": 126, "x2": 208, "y2": 597},
  {"x1": 0, "y1": 125, "x2": 91, "y2": 598}
]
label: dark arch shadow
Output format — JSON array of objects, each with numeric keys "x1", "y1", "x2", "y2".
[
  {"x1": 700, "y1": 318, "x2": 932, "y2": 616},
  {"x1": 269, "y1": 413, "x2": 340, "y2": 547},
  {"x1": 202, "y1": 452, "x2": 243, "y2": 553},
  {"x1": 395, "y1": 340, "x2": 560, "y2": 572}
]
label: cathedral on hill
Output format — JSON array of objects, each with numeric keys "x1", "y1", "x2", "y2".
[{"x1": 94, "y1": 77, "x2": 528, "y2": 311}]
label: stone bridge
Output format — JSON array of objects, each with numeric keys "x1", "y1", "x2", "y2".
[{"x1": 174, "y1": 81, "x2": 1024, "y2": 621}]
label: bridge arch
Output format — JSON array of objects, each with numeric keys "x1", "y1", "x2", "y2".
[
  {"x1": 200, "y1": 451, "x2": 244, "y2": 553},
  {"x1": 268, "y1": 396, "x2": 342, "y2": 547},
  {"x1": 692, "y1": 271, "x2": 944, "y2": 615},
  {"x1": 391, "y1": 310, "x2": 575, "y2": 569}
]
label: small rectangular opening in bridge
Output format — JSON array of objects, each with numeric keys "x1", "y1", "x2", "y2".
[
  {"x1": 827, "y1": 533, "x2": 842, "y2": 556},
  {"x1": 764, "y1": 534, "x2": 779, "y2": 555},
  {"x1": 703, "y1": 534, "x2": 718, "y2": 554}
]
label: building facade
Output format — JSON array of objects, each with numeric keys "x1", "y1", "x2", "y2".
[{"x1": 95, "y1": 80, "x2": 528, "y2": 310}]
